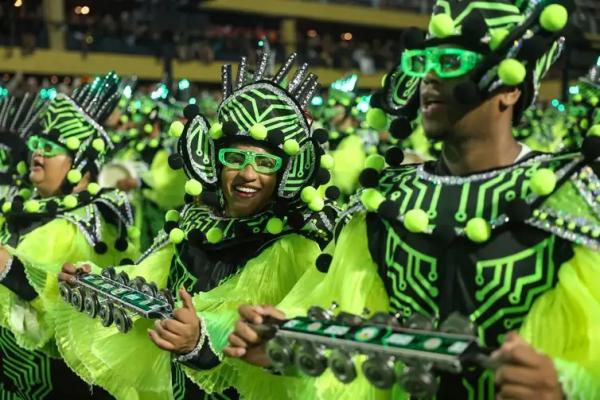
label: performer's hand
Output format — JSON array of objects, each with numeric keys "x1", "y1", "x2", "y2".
[
  {"x1": 58, "y1": 263, "x2": 91, "y2": 284},
  {"x1": 494, "y1": 331, "x2": 563, "y2": 400},
  {"x1": 116, "y1": 177, "x2": 139, "y2": 192},
  {"x1": 223, "y1": 304, "x2": 286, "y2": 367},
  {"x1": 0, "y1": 246, "x2": 9, "y2": 274},
  {"x1": 148, "y1": 288, "x2": 200, "y2": 354}
]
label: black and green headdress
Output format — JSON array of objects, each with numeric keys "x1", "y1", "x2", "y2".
[
  {"x1": 0, "y1": 92, "x2": 47, "y2": 186},
  {"x1": 39, "y1": 71, "x2": 121, "y2": 190},
  {"x1": 167, "y1": 51, "x2": 336, "y2": 212},
  {"x1": 414, "y1": 0, "x2": 571, "y2": 116}
]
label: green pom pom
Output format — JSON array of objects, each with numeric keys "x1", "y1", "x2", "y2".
[
  {"x1": 360, "y1": 188, "x2": 385, "y2": 212},
  {"x1": 24, "y1": 200, "x2": 41, "y2": 213},
  {"x1": 588, "y1": 124, "x2": 600, "y2": 137},
  {"x1": 63, "y1": 195, "x2": 78, "y2": 208},
  {"x1": 380, "y1": 73, "x2": 387, "y2": 88},
  {"x1": 19, "y1": 188, "x2": 32, "y2": 199},
  {"x1": 330, "y1": 131, "x2": 340, "y2": 140},
  {"x1": 1, "y1": 202, "x2": 11, "y2": 213},
  {"x1": 366, "y1": 108, "x2": 388, "y2": 131},
  {"x1": 320, "y1": 154, "x2": 334, "y2": 170},
  {"x1": 209, "y1": 123, "x2": 223, "y2": 140},
  {"x1": 301, "y1": 186, "x2": 318, "y2": 203},
  {"x1": 530, "y1": 168, "x2": 557, "y2": 196},
  {"x1": 498, "y1": 59, "x2": 526, "y2": 86},
  {"x1": 266, "y1": 217, "x2": 284, "y2": 235},
  {"x1": 149, "y1": 138, "x2": 160, "y2": 148},
  {"x1": 403, "y1": 208, "x2": 429, "y2": 233},
  {"x1": 250, "y1": 123, "x2": 268, "y2": 141},
  {"x1": 128, "y1": 128, "x2": 139, "y2": 137},
  {"x1": 165, "y1": 209, "x2": 180, "y2": 222},
  {"x1": 169, "y1": 121, "x2": 185, "y2": 138},
  {"x1": 540, "y1": 4, "x2": 568, "y2": 32},
  {"x1": 66, "y1": 137, "x2": 80, "y2": 151},
  {"x1": 365, "y1": 154, "x2": 386, "y2": 172},
  {"x1": 136, "y1": 142, "x2": 146, "y2": 152},
  {"x1": 112, "y1": 134, "x2": 122, "y2": 144},
  {"x1": 169, "y1": 228, "x2": 186, "y2": 244},
  {"x1": 120, "y1": 115, "x2": 129, "y2": 123},
  {"x1": 308, "y1": 196, "x2": 325, "y2": 212},
  {"x1": 206, "y1": 227, "x2": 223, "y2": 244},
  {"x1": 489, "y1": 28, "x2": 509, "y2": 50},
  {"x1": 283, "y1": 139, "x2": 300, "y2": 156},
  {"x1": 589, "y1": 96, "x2": 599, "y2": 107},
  {"x1": 16, "y1": 161, "x2": 27, "y2": 176},
  {"x1": 185, "y1": 179, "x2": 203, "y2": 196},
  {"x1": 67, "y1": 169, "x2": 82, "y2": 184},
  {"x1": 465, "y1": 217, "x2": 491, "y2": 243},
  {"x1": 87, "y1": 182, "x2": 100, "y2": 195},
  {"x1": 429, "y1": 13, "x2": 454, "y2": 38},
  {"x1": 92, "y1": 138, "x2": 105, "y2": 152},
  {"x1": 144, "y1": 123, "x2": 153, "y2": 134},
  {"x1": 127, "y1": 226, "x2": 140, "y2": 240}
]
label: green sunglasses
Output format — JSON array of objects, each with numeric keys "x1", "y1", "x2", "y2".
[
  {"x1": 218, "y1": 148, "x2": 283, "y2": 174},
  {"x1": 401, "y1": 47, "x2": 483, "y2": 79},
  {"x1": 27, "y1": 135, "x2": 68, "y2": 157}
]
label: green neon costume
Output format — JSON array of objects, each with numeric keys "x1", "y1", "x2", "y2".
[
  {"x1": 0, "y1": 73, "x2": 139, "y2": 399},
  {"x1": 51, "y1": 50, "x2": 342, "y2": 399}
]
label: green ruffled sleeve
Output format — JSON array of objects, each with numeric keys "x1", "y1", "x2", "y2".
[
  {"x1": 51, "y1": 244, "x2": 175, "y2": 400},
  {"x1": 218, "y1": 213, "x2": 393, "y2": 400},
  {"x1": 0, "y1": 217, "x2": 134, "y2": 351},
  {"x1": 141, "y1": 149, "x2": 187, "y2": 211},
  {"x1": 519, "y1": 245, "x2": 600, "y2": 399},
  {"x1": 183, "y1": 234, "x2": 322, "y2": 395},
  {"x1": 331, "y1": 135, "x2": 366, "y2": 196}
]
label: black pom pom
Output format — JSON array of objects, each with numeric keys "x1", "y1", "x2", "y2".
[
  {"x1": 359, "y1": 168, "x2": 380, "y2": 188},
  {"x1": 222, "y1": 121, "x2": 239, "y2": 136},
  {"x1": 506, "y1": 199, "x2": 532, "y2": 223},
  {"x1": 12, "y1": 196, "x2": 24, "y2": 212},
  {"x1": 325, "y1": 186, "x2": 341, "y2": 200},
  {"x1": 48, "y1": 129, "x2": 61, "y2": 140},
  {"x1": 582, "y1": 136, "x2": 600, "y2": 161},
  {"x1": 461, "y1": 13, "x2": 488, "y2": 42},
  {"x1": 94, "y1": 241, "x2": 108, "y2": 254},
  {"x1": 268, "y1": 130, "x2": 285, "y2": 146},
  {"x1": 184, "y1": 194, "x2": 195, "y2": 204},
  {"x1": 46, "y1": 200, "x2": 59, "y2": 214},
  {"x1": 432, "y1": 225, "x2": 456, "y2": 246},
  {"x1": 315, "y1": 253, "x2": 333, "y2": 273},
  {"x1": 273, "y1": 201, "x2": 289, "y2": 217},
  {"x1": 401, "y1": 27, "x2": 425, "y2": 49},
  {"x1": 183, "y1": 104, "x2": 200, "y2": 120},
  {"x1": 187, "y1": 228, "x2": 205, "y2": 244},
  {"x1": 233, "y1": 223, "x2": 253, "y2": 237},
  {"x1": 288, "y1": 212, "x2": 305, "y2": 229},
  {"x1": 520, "y1": 36, "x2": 547, "y2": 63},
  {"x1": 313, "y1": 128, "x2": 329, "y2": 144},
  {"x1": 377, "y1": 200, "x2": 399, "y2": 220},
  {"x1": 369, "y1": 92, "x2": 384, "y2": 108},
  {"x1": 119, "y1": 258, "x2": 134, "y2": 266},
  {"x1": 454, "y1": 81, "x2": 482, "y2": 105},
  {"x1": 164, "y1": 220, "x2": 178, "y2": 233},
  {"x1": 78, "y1": 191, "x2": 91, "y2": 203},
  {"x1": 315, "y1": 168, "x2": 331, "y2": 186},
  {"x1": 168, "y1": 154, "x2": 184, "y2": 170},
  {"x1": 389, "y1": 116, "x2": 412, "y2": 140},
  {"x1": 201, "y1": 191, "x2": 220, "y2": 208},
  {"x1": 114, "y1": 237, "x2": 129, "y2": 252},
  {"x1": 385, "y1": 147, "x2": 405, "y2": 166}
]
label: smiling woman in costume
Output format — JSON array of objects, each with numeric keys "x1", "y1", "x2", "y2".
[
  {"x1": 55, "y1": 50, "x2": 341, "y2": 399},
  {"x1": 0, "y1": 74, "x2": 138, "y2": 399}
]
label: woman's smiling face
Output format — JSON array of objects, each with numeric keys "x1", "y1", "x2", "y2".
[{"x1": 220, "y1": 143, "x2": 279, "y2": 218}]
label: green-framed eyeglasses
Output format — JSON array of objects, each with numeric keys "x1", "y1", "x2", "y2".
[
  {"x1": 218, "y1": 148, "x2": 283, "y2": 174},
  {"x1": 27, "y1": 135, "x2": 68, "y2": 157},
  {"x1": 401, "y1": 47, "x2": 483, "y2": 78}
]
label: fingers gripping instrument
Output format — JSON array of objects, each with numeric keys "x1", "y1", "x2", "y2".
[
  {"x1": 258, "y1": 305, "x2": 496, "y2": 398},
  {"x1": 58, "y1": 266, "x2": 175, "y2": 333}
]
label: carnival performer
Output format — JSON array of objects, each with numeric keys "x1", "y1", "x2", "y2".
[
  {"x1": 0, "y1": 73, "x2": 138, "y2": 399},
  {"x1": 225, "y1": 1, "x2": 600, "y2": 399},
  {"x1": 55, "y1": 50, "x2": 341, "y2": 400}
]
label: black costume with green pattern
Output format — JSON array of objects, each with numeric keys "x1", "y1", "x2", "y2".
[{"x1": 363, "y1": 150, "x2": 600, "y2": 398}]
